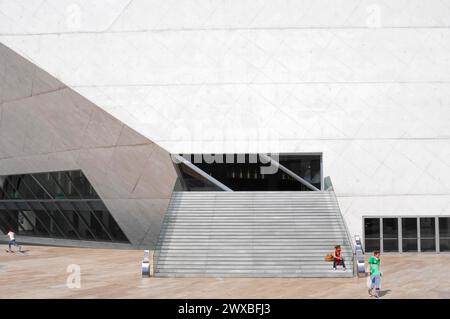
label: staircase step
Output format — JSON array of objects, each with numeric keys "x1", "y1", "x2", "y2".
[{"x1": 155, "y1": 191, "x2": 353, "y2": 278}]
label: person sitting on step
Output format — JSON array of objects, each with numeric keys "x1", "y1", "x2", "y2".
[{"x1": 332, "y1": 245, "x2": 346, "y2": 271}]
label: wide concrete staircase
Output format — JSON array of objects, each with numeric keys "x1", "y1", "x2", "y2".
[{"x1": 154, "y1": 191, "x2": 353, "y2": 277}]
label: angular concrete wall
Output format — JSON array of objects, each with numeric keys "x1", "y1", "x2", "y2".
[{"x1": 0, "y1": 43, "x2": 177, "y2": 248}]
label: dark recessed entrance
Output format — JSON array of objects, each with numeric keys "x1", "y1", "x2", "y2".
[{"x1": 175, "y1": 153, "x2": 322, "y2": 191}]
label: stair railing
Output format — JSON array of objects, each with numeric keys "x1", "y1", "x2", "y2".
[
  {"x1": 152, "y1": 220, "x2": 165, "y2": 277},
  {"x1": 142, "y1": 250, "x2": 150, "y2": 277},
  {"x1": 325, "y1": 176, "x2": 356, "y2": 276},
  {"x1": 172, "y1": 155, "x2": 233, "y2": 191},
  {"x1": 151, "y1": 184, "x2": 182, "y2": 277},
  {"x1": 354, "y1": 235, "x2": 366, "y2": 277},
  {"x1": 259, "y1": 154, "x2": 320, "y2": 191}
]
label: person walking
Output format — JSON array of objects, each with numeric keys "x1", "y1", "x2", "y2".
[
  {"x1": 6, "y1": 229, "x2": 21, "y2": 253},
  {"x1": 368, "y1": 251, "x2": 382, "y2": 298},
  {"x1": 332, "y1": 245, "x2": 347, "y2": 271}
]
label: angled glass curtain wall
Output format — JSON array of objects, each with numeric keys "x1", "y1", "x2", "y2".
[{"x1": 0, "y1": 170, "x2": 129, "y2": 243}]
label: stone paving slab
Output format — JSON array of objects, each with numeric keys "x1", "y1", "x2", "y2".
[{"x1": 0, "y1": 246, "x2": 449, "y2": 299}]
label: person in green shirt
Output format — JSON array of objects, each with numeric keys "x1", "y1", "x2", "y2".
[{"x1": 367, "y1": 251, "x2": 382, "y2": 298}]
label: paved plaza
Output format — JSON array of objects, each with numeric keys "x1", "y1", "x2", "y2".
[{"x1": 0, "y1": 245, "x2": 449, "y2": 299}]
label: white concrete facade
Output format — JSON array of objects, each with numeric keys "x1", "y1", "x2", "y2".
[{"x1": 1, "y1": 0, "x2": 450, "y2": 239}]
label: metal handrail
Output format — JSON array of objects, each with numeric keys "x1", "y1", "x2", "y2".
[
  {"x1": 152, "y1": 249, "x2": 157, "y2": 277},
  {"x1": 142, "y1": 250, "x2": 150, "y2": 277},
  {"x1": 259, "y1": 154, "x2": 320, "y2": 191},
  {"x1": 151, "y1": 186, "x2": 180, "y2": 278},
  {"x1": 172, "y1": 155, "x2": 233, "y2": 192},
  {"x1": 354, "y1": 235, "x2": 366, "y2": 277},
  {"x1": 152, "y1": 226, "x2": 162, "y2": 278},
  {"x1": 325, "y1": 176, "x2": 356, "y2": 276}
]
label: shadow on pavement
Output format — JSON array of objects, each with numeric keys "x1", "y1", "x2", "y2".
[{"x1": 380, "y1": 289, "x2": 392, "y2": 297}]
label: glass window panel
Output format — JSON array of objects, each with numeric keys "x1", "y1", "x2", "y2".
[
  {"x1": 5, "y1": 181, "x2": 15, "y2": 199},
  {"x1": 15, "y1": 176, "x2": 32, "y2": 199},
  {"x1": 57, "y1": 201, "x2": 74, "y2": 211},
  {"x1": 71, "y1": 201, "x2": 89, "y2": 211},
  {"x1": 365, "y1": 239, "x2": 380, "y2": 252},
  {"x1": 110, "y1": 221, "x2": 127, "y2": 242},
  {"x1": 90, "y1": 211, "x2": 109, "y2": 241},
  {"x1": 1, "y1": 181, "x2": 10, "y2": 198},
  {"x1": 365, "y1": 218, "x2": 380, "y2": 238},
  {"x1": 29, "y1": 201, "x2": 45, "y2": 211},
  {"x1": 14, "y1": 202, "x2": 28, "y2": 211},
  {"x1": 420, "y1": 218, "x2": 436, "y2": 252},
  {"x1": 0, "y1": 176, "x2": 5, "y2": 199},
  {"x1": 69, "y1": 171, "x2": 99, "y2": 199},
  {"x1": 28, "y1": 175, "x2": 50, "y2": 199},
  {"x1": 50, "y1": 172, "x2": 70, "y2": 199},
  {"x1": 440, "y1": 239, "x2": 450, "y2": 252},
  {"x1": 72, "y1": 209, "x2": 94, "y2": 240},
  {"x1": 6, "y1": 177, "x2": 21, "y2": 199},
  {"x1": 14, "y1": 209, "x2": 48, "y2": 237},
  {"x1": 383, "y1": 239, "x2": 399, "y2": 252},
  {"x1": 96, "y1": 202, "x2": 127, "y2": 242},
  {"x1": 402, "y1": 239, "x2": 418, "y2": 252},
  {"x1": 40, "y1": 203, "x2": 77, "y2": 240},
  {"x1": 63, "y1": 171, "x2": 82, "y2": 198},
  {"x1": 89, "y1": 201, "x2": 106, "y2": 211},
  {"x1": 383, "y1": 218, "x2": 398, "y2": 238},
  {"x1": 0, "y1": 219, "x2": 8, "y2": 234},
  {"x1": 0, "y1": 210, "x2": 21, "y2": 233},
  {"x1": 33, "y1": 209, "x2": 60, "y2": 237},
  {"x1": 439, "y1": 218, "x2": 450, "y2": 237},
  {"x1": 439, "y1": 218, "x2": 450, "y2": 252},
  {"x1": 421, "y1": 239, "x2": 436, "y2": 252},
  {"x1": 70, "y1": 206, "x2": 100, "y2": 241},
  {"x1": 61, "y1": 210, "x2": 80, "y2": 235},
  {"x1": 17, "y1": 210, "x2": 36, "y2": 236},
  {"x1": 13, "y1": 175, "x2": 42, "y2": 199},
  {"x1": 382, "y1": 218, "x2": 399, "y2": 252},
  {"x1": 53, "y1": 212, "x2": 77, "y2": 239},
  {"x1": 33, "y1": 173, "x2": 60, "y2": 199},
  {"x1": 402, "y1": 218, "x2": 418, "y2": 238},
  {"x1": 4, "y1": 202, "x2": 18, "y2": 211},
  {"x1": 77, "y1": 210, "x2": 92, "y2": 227},
  {"x1": 0, "y1": 211, "x2": 14, "y2": 233},
  {"x1": 420, "y1": 218, "x2": 435, "y2": 237}
]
